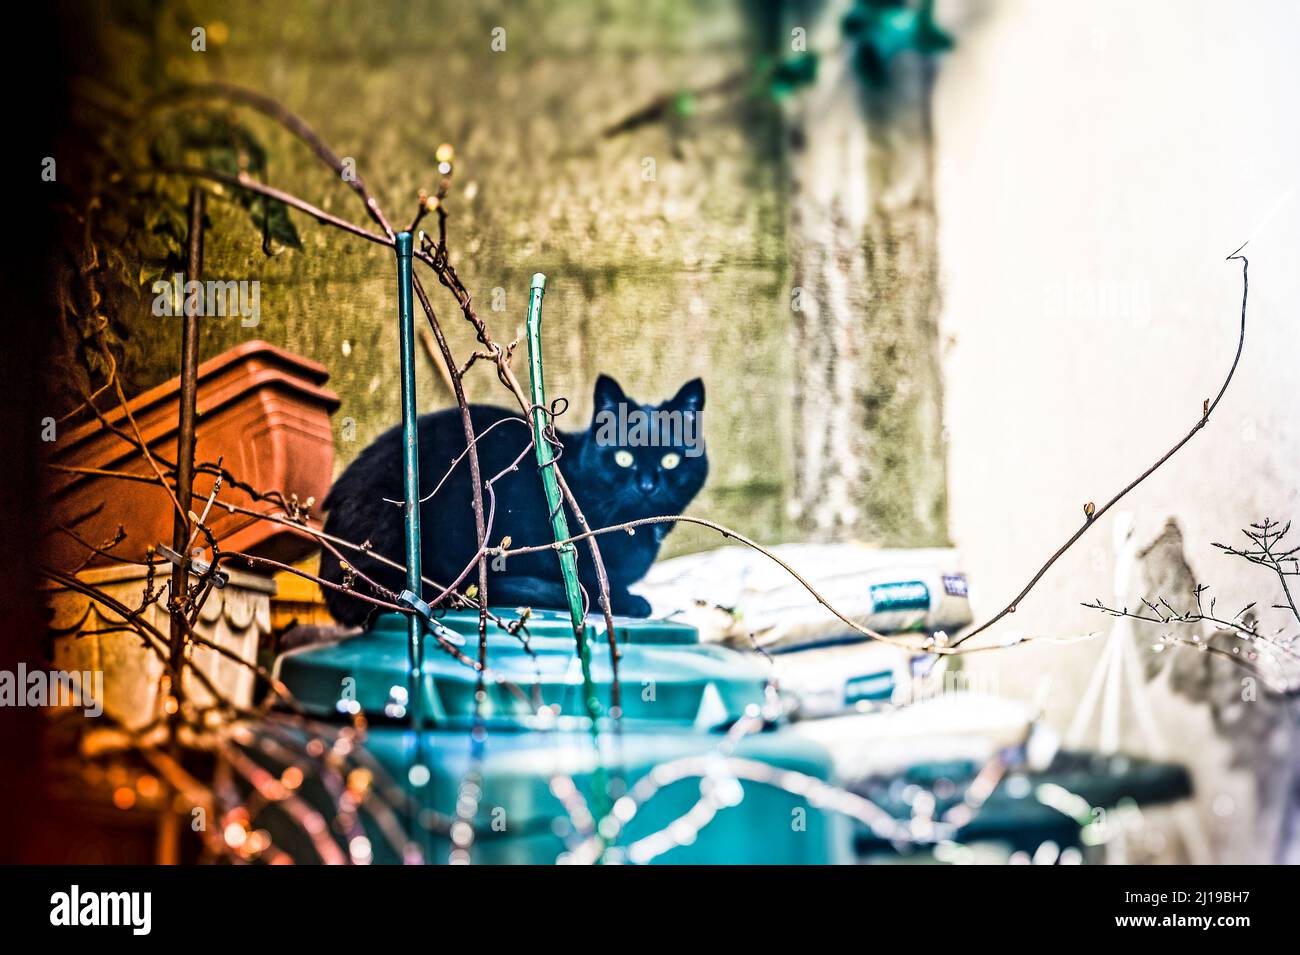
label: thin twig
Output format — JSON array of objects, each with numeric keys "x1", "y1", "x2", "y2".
[{"x1": 952, "y1": 247, "x2": 1251, "y2": 648}]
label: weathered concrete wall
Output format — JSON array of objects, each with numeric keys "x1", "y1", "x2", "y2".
[{"x1": 82, "y1": 0, "x2": 794, "y2": 557}]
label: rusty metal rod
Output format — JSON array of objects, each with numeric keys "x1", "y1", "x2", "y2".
[{"x1": 169, "y1": 187, "x2": 203, "y2": 697}]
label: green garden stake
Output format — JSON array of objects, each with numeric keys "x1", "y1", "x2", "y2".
[
  {"x1": 394, "y1": 231, "x2": 432, "y2": 859},
  {"x1": 393, "y1": 231, "x2": 422, "y2": 724},
  {"x1": 524, "y1": 273, "x2": 611, "y2": 824}
]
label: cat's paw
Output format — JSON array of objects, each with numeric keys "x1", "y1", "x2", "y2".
[{"x1": 612, "y1": 593, "x2": 653, "y2": 618}]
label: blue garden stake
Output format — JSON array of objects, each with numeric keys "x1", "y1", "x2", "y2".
[{"x1": 393, "y1": 231, "x2": 423, "y2": 725}]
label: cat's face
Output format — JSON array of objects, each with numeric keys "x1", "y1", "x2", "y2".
[{"x1": 579, "y1": 374, "x2": 708, "y2": 518}]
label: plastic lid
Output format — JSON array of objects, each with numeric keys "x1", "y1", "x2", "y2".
[
  {"x1": 409, "y1": 607, "x2": 701, "y2": 646},
  {"x1": 275, "y1": 609, "x2": 769, "y2": 730}
]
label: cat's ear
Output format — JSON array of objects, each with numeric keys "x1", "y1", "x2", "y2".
[
  {"x1": 592, "y1": 374, "x2": 627, "y2": 415},
  {"x1": 669, "y1": 378, "x2": 705, "y2": 412}
]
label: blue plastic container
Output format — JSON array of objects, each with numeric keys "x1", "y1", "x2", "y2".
[{"x1": 271, "y1": 608, "x2": 850, "y2": 864}]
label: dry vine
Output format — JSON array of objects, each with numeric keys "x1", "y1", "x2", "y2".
[{"x1": 1084, "y1": 518, "x2": 1300, "y2": 696}]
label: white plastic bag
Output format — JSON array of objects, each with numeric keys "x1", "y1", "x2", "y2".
[{"x1": 636, "y1": 543, "x2": 972, "y2": 651}]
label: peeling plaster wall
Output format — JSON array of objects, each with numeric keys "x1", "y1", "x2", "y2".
[{"x1": 935, "y1": 0, "x2": 1300, "y2": 862}]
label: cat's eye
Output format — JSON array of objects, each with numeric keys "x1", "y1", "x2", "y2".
[
  {"x1": 660, "y1": 452, "x2": 681, "y2": 470},
  {"x1": 614, "y1": 450, "x2": 635, "y2": 468}
]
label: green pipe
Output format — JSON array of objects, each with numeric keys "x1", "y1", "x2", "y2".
[
  {"x1": 524, "y1": 273, "x2": 610, "y2": 822},
  {"x1": 394, "y1": 232, "x2": 423, "y2": 721}
]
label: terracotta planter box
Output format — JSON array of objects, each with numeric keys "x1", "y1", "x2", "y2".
[{"x1": 46, "y1": 340, "x2": 340, "y2": 570}]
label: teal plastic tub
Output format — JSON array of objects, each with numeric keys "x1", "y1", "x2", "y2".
[{"x1": 269, "y1": 608, "x2": 850, "y2": 864}]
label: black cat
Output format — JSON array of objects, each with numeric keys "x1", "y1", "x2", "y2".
[{"x1": 318, "y1": 375, "x2": 706, "y2": 626}]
